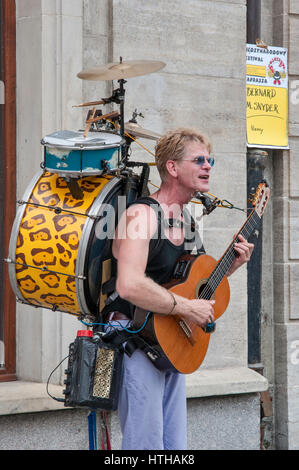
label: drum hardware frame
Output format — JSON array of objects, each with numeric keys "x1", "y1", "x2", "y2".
[
  {"x1": 101, "y1": 159, "x2": 114, "y2": 174},
  {"x1": 65, "y1": 178, "x2": 84, "y2": 200},
  {"x1": 125, "y1": 161, "x2": 150, "y2": 197},
  {"x1": 83, "y1": 78, "x2": 126, "y2": 141},
  {"x1": 76, "y1": 57, "x2": 165, "y2": 165},
  {"x1": 82, "y1": 78, "x2": 128, "y2": 162},
  {"x1": 112, "y1": 78, "x2": 127, "y2": 163},
  {"x1": 3, "y1": 257, "x2": 87, "y2": 281},
  {"x1": 129, "y1": 109, "x2": 145, "y2": 123}
]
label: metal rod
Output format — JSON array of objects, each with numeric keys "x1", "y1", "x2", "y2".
[
  {"x1": 247, "y1": 0, "x2": 261, "y2": 43},
  {"x1": 118, "y1": 78, "x2": 127, "y2": 161},
  {"x1": 246, "y1": 1, "x2": 263, "y2": 366},
  {"x1": 16, "y1": 200, "x2": 99, "y2": 219},
  {"x1": 246, "y1": 151, "x2": 267, "y2": 365},
  {"x1": 3, "y1": 258, "x2": 86, "y2": 280}
]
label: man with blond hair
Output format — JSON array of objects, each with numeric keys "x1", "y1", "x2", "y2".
[{"x1": 105, "y1": 128, "x2": 253, "y2": 450}]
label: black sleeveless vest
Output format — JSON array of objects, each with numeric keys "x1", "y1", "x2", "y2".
[{"x1": 102, "y1": 196, "x2": 205, "y2": 319}]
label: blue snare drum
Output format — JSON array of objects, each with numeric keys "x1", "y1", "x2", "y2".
[{"x1": 41, "y1": 130, "x2": 123, "y2": 177}]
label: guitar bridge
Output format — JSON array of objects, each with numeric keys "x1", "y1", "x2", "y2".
[
  {"x1": 177, "y1": 318, "x2": 195, "y2": 345},
  {"x1": 179, "y1": 319, "x2": 192, "y2": 337}
]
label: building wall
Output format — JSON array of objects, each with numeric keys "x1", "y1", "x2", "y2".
[
  {"x1": 14, "y1": 0, "x2": 253, "y2": 384},
  {"x1": 104, "y1": 0, "x2": 249, "y2": 371},
  {"x1": 5, "y1": 0, "x2": 299, "y2": 450},
  {"x1": 272, "y1": 0, "x2": 299, "y2": 450},
  {"x1": 15, "y1": 0, "x2": 83, "y2": 384}
]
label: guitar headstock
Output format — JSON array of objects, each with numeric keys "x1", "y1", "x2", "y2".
[{"x1": 250, "y1": 181, "x2": 271, "y2": 218}]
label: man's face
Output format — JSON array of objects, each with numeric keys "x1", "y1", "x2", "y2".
[{"x1": 176, "y1": 141, "x2": 213, "y2": 194}]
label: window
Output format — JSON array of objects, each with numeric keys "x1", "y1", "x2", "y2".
[{"x1": 0, "y1": 0, "x2": 16, "y2": 382}]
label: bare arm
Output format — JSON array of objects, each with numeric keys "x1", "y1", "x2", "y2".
[{"x1": 113, "y1": 204, "x2": 214, "y2": 327}]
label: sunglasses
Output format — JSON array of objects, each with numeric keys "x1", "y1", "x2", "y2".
[{"x1": 181, "y1": 155, "x2": 215, "y2": 167}]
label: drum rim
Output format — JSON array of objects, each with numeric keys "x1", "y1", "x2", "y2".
[
  {"x1": 8, "y1": 170, "x2": 44, "y2": 304},
  {"x1": 43, "y1": 168, "x2": 112, "y2": 178},
  {"x1": 75, "y1": 176, "x2": 122, "y2": 316},
  {"x1": 41, "y1": 141, "x2": 122, "y2": 151},
  {"x1": 41, "y1": 130, "x2": 124, "y2": 152}
]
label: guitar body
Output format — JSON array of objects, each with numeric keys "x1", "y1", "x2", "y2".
[
  {"x1": 133, "y1": 254, "x2": 230, "y2": 374},
  {"x1": 133, "y1": 182, "x2": 270, "y2": 374}
]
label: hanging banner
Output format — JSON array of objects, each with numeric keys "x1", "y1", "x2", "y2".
[{"x1": 246, "y1": 44, "x2": 289, "y2": 149}]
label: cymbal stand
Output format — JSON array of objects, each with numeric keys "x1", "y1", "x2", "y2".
[
  {"x1": 118, "y1": 78, "x2": 126, "y2": 162},
  {"x1": 99, "y1": 79, "x2": 128, "y2": 163},
  {"x1": 118, "y1": 79, "x2": 125, "y2": 138}
]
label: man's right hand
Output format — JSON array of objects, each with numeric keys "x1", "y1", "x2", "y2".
[{"x1": 179, "y1": 299, "x2": 215, "y2": 328}]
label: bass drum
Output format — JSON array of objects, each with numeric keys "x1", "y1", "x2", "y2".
[{"x1": 8, "y1": 171, "x2": 139, "y2": 317}]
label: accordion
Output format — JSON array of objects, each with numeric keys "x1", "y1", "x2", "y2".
[{"x1": 63, "y1": 330, "x2": 123, "y2": 411}]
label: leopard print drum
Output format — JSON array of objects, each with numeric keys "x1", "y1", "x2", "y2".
[{"x1": 8, "y1": 171, "x2": 137, "y2": 317}]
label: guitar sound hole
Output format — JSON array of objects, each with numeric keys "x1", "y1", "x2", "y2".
[{"x1": 197, "y1": 282, "x2": 213, "y2": 300}]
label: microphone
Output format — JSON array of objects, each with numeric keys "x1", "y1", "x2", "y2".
[{"x1": 194, "y1": 192, "x2": 220, "y2": 215}]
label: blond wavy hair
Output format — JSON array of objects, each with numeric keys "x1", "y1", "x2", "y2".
[{"x1": 155, "y1": 128, "x2": 212, "y2": 181}]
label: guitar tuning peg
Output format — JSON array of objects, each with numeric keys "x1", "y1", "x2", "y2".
[{"x1": 248, "y1": 193, "x2": 255, "y2": 203}]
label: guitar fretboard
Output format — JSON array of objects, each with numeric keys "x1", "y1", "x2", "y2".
[{"x1": 200, "y1": 210, "x2": 260, "y2": 300}]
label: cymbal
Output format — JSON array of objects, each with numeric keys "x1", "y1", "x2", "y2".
[
  {"x1": 124, "y1": 122, "x2": 162, "y2": 141},
  {"x1": 77, "y1": 59, "x2": 166, "y2": 81}
]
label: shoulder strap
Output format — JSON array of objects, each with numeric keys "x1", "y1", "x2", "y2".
[
  {"x1": 182, "y1": 207, "x2": 206, "y2": 255},
  {"x1": 127, "y1": 196, "x2": 164, "y2": 260},
  {"x1": 98, "y1": 197, "x2": 163, "y2": 320}
]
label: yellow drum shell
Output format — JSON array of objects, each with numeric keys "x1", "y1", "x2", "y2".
[{"x1": 10, "y1": 171, "x2": 116, "y2": 316}]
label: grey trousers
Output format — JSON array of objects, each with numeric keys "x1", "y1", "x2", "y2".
[{"x1": 117, "y1": 346, "x2": 187, "y2": 450}]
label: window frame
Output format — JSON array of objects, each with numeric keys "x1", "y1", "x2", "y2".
[{"x1": 0, "y1": 0, "x2": 17, "y2": 382}]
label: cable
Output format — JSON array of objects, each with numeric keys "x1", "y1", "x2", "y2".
[
  {"x1": 105, "y1": 118, "x2": 156, "y2": 157},
  {"x1": 148, "y1": 180, "x2": 245, "y2": 212},
  {"x1": 79, "y1": 310, "x2": 152, "y2": 334},
  {"x1": 46, "y1": 354, "x2": 69, "y2": 403}
]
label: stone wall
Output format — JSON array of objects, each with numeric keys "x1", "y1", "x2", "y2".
[
  {"x1": 272, "y1": 0, "x2": 299, "y2": 450},
  {"x1": 15, "y1": 0, "x2": 83, "y2": 383},
  {"x1": 9, "y1": 0, "x2": 299, "y2": 450}
]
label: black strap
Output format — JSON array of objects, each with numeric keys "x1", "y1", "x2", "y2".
[
  {"x1": 127, "y1": 196, "x2": 164, "y2": 261},
  {"x1": 101, "y1": 326, "x2": 160, "y2": 360},
  {"x1": 182, "y1": 207, "x2": 206, "y2": 255}
]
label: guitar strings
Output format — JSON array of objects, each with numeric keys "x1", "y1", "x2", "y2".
[
  {"x1": 199, "y1": 211, "x2": 259, "y2": 300},
  {"x1": 173, "y1": 207, "x2": 262, "y2": 339},
  {"x1": 184, "y1": 212, "x2": 260, "y2": 338},
  {"x1": 201, "y1": 212, "x2": 259, "y2": 298}
]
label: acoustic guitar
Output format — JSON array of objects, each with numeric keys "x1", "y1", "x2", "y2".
[{"x1": 133, "y1": 182, "x2": 270, "y2": 374}]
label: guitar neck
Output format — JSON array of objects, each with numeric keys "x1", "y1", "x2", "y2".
[{"x1": 200, "y1": 209, "x2": 261, "y2": 300}]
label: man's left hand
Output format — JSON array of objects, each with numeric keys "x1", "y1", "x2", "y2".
[{"x1": 226, "y1": 234, "x2": 254, "y2": 276}]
